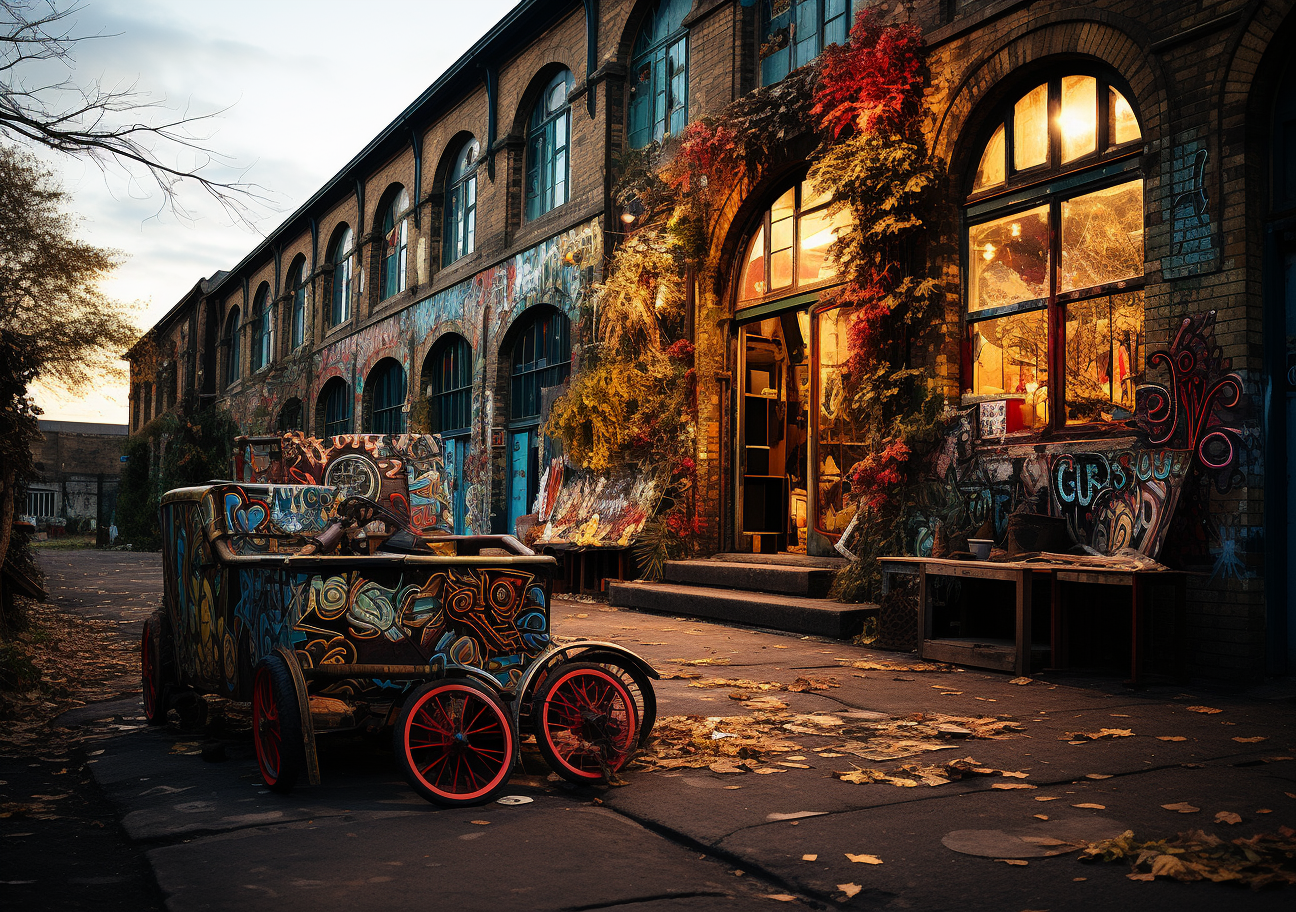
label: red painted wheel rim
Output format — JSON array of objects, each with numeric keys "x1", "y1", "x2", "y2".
[
  {"x1": 141, "y1": 624, "x2": 157, "y2": 717},
  {"x1": 252, "y1": 667, "x2": 282, "y2": 785},
  {"x1": 541, "y1": 668, "x2": 637, "y2": 779},
  {"x1": 403, "y1": 684, "x2": 512, "y2": 801}
]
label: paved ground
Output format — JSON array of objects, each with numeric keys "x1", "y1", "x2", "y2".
[{"x1": 1, "y1": 549, "x2": 1294, "y2": 911}]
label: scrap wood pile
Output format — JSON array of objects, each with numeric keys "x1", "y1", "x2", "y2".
[{"x1": 1082, "y1": 827, "x2": 1296, "y2": 889}]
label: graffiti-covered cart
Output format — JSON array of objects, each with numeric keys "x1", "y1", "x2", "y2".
[{"x1": 141, "y1": 433, "x2": 657, "y2": 807}]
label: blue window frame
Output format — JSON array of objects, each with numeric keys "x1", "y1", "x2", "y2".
[
  {"x1": 288, "y1": 256, "x2": 307, "y2": 351},
  {"x1": 380, "y1": 188, "x2": 409, "y2": 300},
  {"x1": 428, "y1": 334, "x2": 473, "y2": 534},
  {"x1": 330, "y1": 226, "x2": 354, "y2": 326},
  {"x1": 444, "y1": 139, "x2": 479, "y2": 266},
  {"x1": 224, "y1": 307, "x2": 241, "y2": 385},
  {"x1": 760, "y1": 0, "x2": 852, "y2": 87},
  {"x1": 507, "y1": 309, "x2": 570, "y2": 531},
  {"x1": 321, "y1": 378, "x2": 351, "y2": 438},
  {"x1": 250, "y1": 282, "x2": 272, "y2": 372},
  {"x1": 628, "y1": 0, "x2": 690, "y2": 149},
  {"x1": 525, "y1": 71, "x2": 573, "y2": 222},
  {"x1": 368, "y1": 359, "x2": 407, "y2": 435}
]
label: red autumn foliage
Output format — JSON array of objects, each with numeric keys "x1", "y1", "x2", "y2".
[
  {"x1": 848, "y1": 438, "x2": 912, "y2": 512},
  {"x1": 665, "y1": 339, "x2": 695, "y2": 362},
  {"x1": 668, "y1": 121, "x2": 740, "y2": 192},
  {"x1": 813, "y1": 8, "x2": 927, "y2": 139}
]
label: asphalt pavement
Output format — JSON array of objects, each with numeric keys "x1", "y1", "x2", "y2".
[{"x1": 2, "y1": 549, "x2": 1294, "y2": 912}]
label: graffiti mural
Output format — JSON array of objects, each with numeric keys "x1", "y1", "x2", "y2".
[
  {"x1": 911, "y1": 312, "x2": 1247, "y2": 560},
  {"x1": 528, "y1": 461, "x2": 664, "y2": 548}
]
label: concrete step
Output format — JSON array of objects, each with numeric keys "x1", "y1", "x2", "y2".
[
  {"x1": 662, "y1": 559, "x2": 836, "y2": 598},
  {"x1": 705, "y1": 551, "x2": 848, "y2": 569},
  {"x1": 607, "y1": 580, "x2": 873, "y2": 639}
]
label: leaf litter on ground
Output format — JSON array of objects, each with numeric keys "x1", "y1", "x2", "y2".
[{"x1": 1081, "y1": 826, "x2": 1296, "y2": 888}]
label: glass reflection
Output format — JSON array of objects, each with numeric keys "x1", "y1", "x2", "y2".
[
  {"x1": 1110, "y1": 87, "x2": 1141, "y2": 146},
  {"x1": 815, "y1": 307, "x2": 867, "y2": 537},
  {"x1": 1060, "y1": 75, "x2": 1097, "y2": 163},
  {"x1": 798, "y1": 205, "x2": 850, "y2": 284},
  {"x1": 967, "y1": 206, "x2": 1050, "y2": 312},
  {"x1": 1065, "y1": 292, "x2": 1144, "y2": 424},
  {"x1": 738, "y1": 225, "x2": 765, "y2": 300},
  {"x1": 1060, "y1": 179, "x2": 1144, "y2": 291},
  {"x1": 1014, "y1": 84, "x2": 1048, "y2": 170},
  {"x1": 974, "y1": 124, "x2": 1005, "y2": 191},
  {"x1": 970, "y1": 310, "x2": 1050, "y2": 429}
]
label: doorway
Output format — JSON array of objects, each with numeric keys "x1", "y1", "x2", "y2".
[{"x1": 738, "y1": 311, "x2": 810, "y2": 553}]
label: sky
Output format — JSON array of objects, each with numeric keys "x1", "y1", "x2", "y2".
[{"x1": 25, "y1": 0, "x2": 521, "y2": 425}]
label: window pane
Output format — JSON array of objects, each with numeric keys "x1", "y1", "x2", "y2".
[
  {"x1": 1060, "y1": 179, "x2": 1144, "y2": 291},
  {"x1": 738, "y1": 225, "x2": 765, "y2": 300},
  {"x1": 1065, "y1": 292, "x2": 1143, "y2": 424},
  {"x1": 973, "y1": 123, "x2": 1006, "y2": 191},
  {"x1": 771, "y1": 186, "x2": 795, "y2": 222},
  {"x1": 798, "y1": 205, "x2": 850, "y2": 284},
  {"x1": 770, "y1": 212, "x2": 794, "y2": 251},
  {"x1": 801, "y1": 176, "x2": 832, "y2": 210},
  {"x1": 770, "y1": 247, "x2": 793, "y2": 291},
  {"x1": 1060, "y1": 75, "x2": 1097, "y2": 163},
  {"x1": 967, "y1": 206, "x2": 1050, "y2": 313},
  {"x1": 816, "y1": 306, "x2": 868, "y2": 537},
  {"x1": 970, "y1": 310, "x2": 1050, "y2": 429},
  {"x1": 1014, "y1": 84, "x2": 1048, "y2": 170},
  {"x1": 1110, "y1": 86, "x2": 1141, "y2": 146}
]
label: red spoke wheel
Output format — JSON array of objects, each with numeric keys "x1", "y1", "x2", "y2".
[
  {"x1": 252, "y1": 655, "x2": 306, "y2": 794},
  {"x1": 140, "y1": 611, "x2": 173, "y2": 726},
  {"x1": 570, "y1": 653, "x2": 657, "y2": 749},
  {"x1": 534, "y1": 663, "x2": 638, "y2": 784},
  {"x1": 395, "y1": 679, "x2": 516, "y2": 807}
]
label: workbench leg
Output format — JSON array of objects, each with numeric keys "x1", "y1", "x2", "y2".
[
  {"x1": 917, "y1": 567, "x2": 929, "y2": 659},
  {"x1": 1016, "y1": 569, "x2": 1032, "y2": 676},
  {"x1": 1128, "y1": 575, "x2": 1143, "y2": 687},
  {"x1": 1050, "y1": 574, "x2": 1063, "y2": 670}
]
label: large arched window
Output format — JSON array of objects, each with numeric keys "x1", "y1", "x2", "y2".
[
  {"x1": 319, "y1": 377, "x2": 351, "y2": 438},
  {"x1": 628, "y1": 0, "x2": 689, "y2": 149},
  {"x1": 426, "y1": 334, "x2": 473, "y2": 534},
  {"x1": 250, "y1": 282, "x2": 272, "y2": 372},
  {"x1": 224, "y1": 306, "x2": 241, "y2": 387},
  {"x1": 444, "y1": 139, "x2": 479, "y2": 266},
  {"x1": 380, "y1": 188, "x2": 409, "y2": 300},
  {"x1": 525, "y1": 70, "x2": 573, "y2": 221},
  {"x1": 287, "y1": 255, "x2": 308, "y2": 351},
  {"x1": 964, "y1": 72, "x2": 1145, "y2": 430},
  {"x1": 505, "y1": 308, "x2": 571, "y2": 532},
  {"x1": 760, "y1": 0, "x2": 854, "y2": 87},
  {"x1": 366, "y1": 358, "x2": 406, "y2": 435},
  {"x1": 736, "y1": 177, "x2": 851, "y2": 306},
  {"x1": 329, "y1": 225, "x2": 354, "y2": 327}
]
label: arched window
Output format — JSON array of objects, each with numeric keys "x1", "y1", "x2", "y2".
[
  {"x1": 444, "y1": 139, "x2": 479, "y2": 266},
  {"x1": 319, "y1": 377, "x2": 351, "y2": 438},
  {"x1": 426, "y1": 334, "x2": 473, "y2": 534},
  {"x1": 380, "y1": 188, "x2": 409, "y2": 300},
  {"x1": 736, "y1": 177, "x2": 851, "y2": 306},
  {"x1": 525, "y1": 70, "x2": 573, "y2": 221},
  {"x1": 760, "y1": 0, "x2": 854, "y2": 87},
  {"x1": 964, "y1": 72, "x2": 1145, "y2": 430},
  {"x1": 505, "y1": 308, "x2": 570, "y2": 532},
  {"x1": 366, "y1": 358, "x2": 407, "y2": 435},
  {"x1": 250, "y1": 282, "x2": 272, "y2": 372},
  {"x1": 628, "y1": 0, "x2": 689, "y2": 148},
  {"x1": 287, "y1": 255, "x2": 307, "y2": 351},
  {"x1": 330, "y1": 225, "x2": 354, "y2": 326},
  {"x1": 224, "y1": 307, "x2": 241, "y2": 386},
  {"x1": 277, "y1": 398, "x2": 303, "y2": 432}
]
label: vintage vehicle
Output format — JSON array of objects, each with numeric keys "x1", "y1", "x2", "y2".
[{"x1": 140, "y1": 433, "x2": 657, "y2": 806}]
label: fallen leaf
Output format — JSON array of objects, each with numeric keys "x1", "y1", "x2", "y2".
[
  {"x1": 1062, "y1": 729, "x2": 1134, "y2": 741},
  {"x1": 1034, "y1": 814, "x2": 1049, "y2": 820},
  {"x1": 992, "y1": 783, "x2": 1038, "y2": 790},
  {"x1": 817, "y1": 752, "x2": 844, "y2": 758},
  {"x1": 1232, "y1": 736, "x2": 1267, "y2": 743},
  {"x1": 753, "y1": 768, "x2": 786, "y2": 775},
  {"x1": 766, "y1": 811, "x2": 827, "y2": 821},
  {"x1": 470, "y1": 820, "x2": 491, "y2": 825},
  {"x1": 1072, "y1": 803, "x2": 1106, "y2": 810},
  {"x1": 777, "y1": 762, "x2": 812, "y2": 769},
  {"x1": 1161, "y1": 802, "x2": 1200, "y2": 813},
  {"x1": 837, "y1": 883, "x2": 862, "y2": 898},
  {"x1": 1084, "y1": 774, "x2": 1113, "y2": 780},
  {"x1": 941, "y1": 691, "x2": 964, "y2": 695},
  {"x1": 732, "y1": 870, "x2": 744, "y2": 876},
  {"x1": 845, "y1": 853, "x2": 883, "y2": 864},
  {"x1": 1157, "y1": 736, "x2": 1188, "y2": 742},
  {"x1": 1001, "y1": 771, "x2": 1031, "y2": 779},
  {"x1": 1186, "y1": 706, "x2": 1222, "y2": 714},
  {"x1": 1256, "y1": 808, "x2": 1273, "y2": 814},
  {"x1": 802, "y1": 854, "x2": 818, "y2": 861},
  {"x1": 1213, "y1": 811, "x2": 1242, "y2": 825},
  {"x1": 1034, "y1": 796, "x2": 1060, "y2": 801},
  {"x1": 995, "y1": 859, "x2": 1029, "y2": 866},
  {"x1": 724, "y1": 785, "x2": 743, "y2": 790},
  {"x1": 1073, "y1": 877, "x2": 1087, "y2": 882},
  {"x1": 1009, "y1": 677, "x2": 1033, "y2": 685},
  {"x1": 766, "y1": 894, "x2": 796, "y2": 902}
]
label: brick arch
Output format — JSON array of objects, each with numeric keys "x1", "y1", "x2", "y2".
[
  {"x1": 506, "y1": 62, "x2": 576, "y2": 141},
  {"x1": 932, "y1": 16, "x2": 1170, "y2": 189},
  {"x1": 1227, "y1": 1, "x2": 1296, "y2": 219}
]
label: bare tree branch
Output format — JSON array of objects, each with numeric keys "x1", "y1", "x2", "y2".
[{"x1": 0, "y1": 0, "x2": 273, "y2": 226}]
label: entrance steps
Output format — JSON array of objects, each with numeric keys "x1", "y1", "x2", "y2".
[{"x1": 607, "y1": 553, "x2": 870, "y2": 639}]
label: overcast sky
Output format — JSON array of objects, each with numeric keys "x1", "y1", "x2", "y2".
[{"x1": 28, "y1": 0, "x2": 520, "y2": 425}]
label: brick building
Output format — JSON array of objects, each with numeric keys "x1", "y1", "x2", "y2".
[
  {"x1": 27, "y1": 420, "x2": 128, "y2": 537},
  {"x1": 129, "y1": 0, "x2": 1296, "y2": 680}
]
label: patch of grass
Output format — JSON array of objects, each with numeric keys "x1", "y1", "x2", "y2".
[{"x1": 31, "y1": 534, "x2": 98, "y2": 550}]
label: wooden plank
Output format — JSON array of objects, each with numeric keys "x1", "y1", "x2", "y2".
[
  {"x1": 921, "y1": 639, "x2": 1017, "y2": 673},
  {"x1": 1054, "y1": 569, "x2": 1135, "y2": 586},
  {"x1": 1016, "y1": 569, "x2": 1032, "y2": 676}
]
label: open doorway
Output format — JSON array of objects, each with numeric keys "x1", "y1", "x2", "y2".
[{"x1": 738, "y1": 310, "x2": 810, "y2": 553}]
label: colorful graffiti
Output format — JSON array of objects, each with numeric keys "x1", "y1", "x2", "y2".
[
  {"x1": 528, "y1": 461, "x2": 663, "y2": 548},
  {"x1": 908, "y1": 312, "x2": 1247, "y2": 561},
  {"x1": 235, "y1": 432, "x2": 452, "y2": 534}
]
